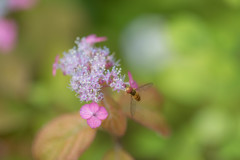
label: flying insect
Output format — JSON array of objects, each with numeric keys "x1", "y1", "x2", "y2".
[{"x1": 125, "y1": 72, "x2": 153, "y2": 117}]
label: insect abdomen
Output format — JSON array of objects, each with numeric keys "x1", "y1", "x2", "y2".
[
  {"x1": 129, "y1": 89, "x2": 141, "y2": 101},
  {"x1": 133, "y1": 92, "x2": 141, "y2": 101}
]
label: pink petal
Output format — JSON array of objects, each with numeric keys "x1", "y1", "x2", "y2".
[
  {"x1": 52, "y1": 55, "x2": 59, "y2": 76},
  {"x1": 128, "y1": 71, "x2": 138, "y2": 89},
  {"x1": 89, "y1": 102, "x2": 100, "y2": 113},
  {"x1": 8, "y1": 0, "x2": 37, "y2": 11},
  {"x1": 79, "y1": 104, "x2": 93, "y2": 119},
  {"x1": 87, "y1": 116, "x2": 101, "y2": 128},
  {"x1": 96, "y1": 107, "x2": 108, "y2": 120},
  {"x1": 0, "y1": 19, "x2": 17, "y2": 53},
  {"x1": 85, "y1": 34, "x2": 107, "y2": 44}
]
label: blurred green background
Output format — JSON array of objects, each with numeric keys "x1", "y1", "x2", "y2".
[{"x1": 1, "y1": 0, "x2": 240, "y2": 159}]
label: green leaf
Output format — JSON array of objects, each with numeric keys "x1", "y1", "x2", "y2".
[
  {"x1": 100, "y1": 93, "x2": 127, "y2": 137},
  {"x1": 103, "y1": 147, "x2": 134, "y2": 160},
  {"x1": 119, "y1": 87, "x2": 170, "y2": 136},
  {"x1": 33, "y1": 113, "x2": 97, "y2": 160}
]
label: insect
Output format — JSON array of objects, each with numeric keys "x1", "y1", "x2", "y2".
[{"x1": 125, "y1": 71, "x2": 153, "y2": 117}]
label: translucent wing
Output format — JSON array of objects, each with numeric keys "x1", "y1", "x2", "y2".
[
  {"x1": 136, "y1": 83, "x2": 153, "y2": 92},
  {"x1": 129, "y1": 83, "x2": 153, "y2": 117},
  {"x1": 130, "y1": 96, "x2": 137, "y2": 117}
]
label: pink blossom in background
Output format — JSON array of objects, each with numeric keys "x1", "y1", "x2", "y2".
[
  {"x1": 0, "y1": 19, "x2": 17, "y2": 53},
  {"x1": 8, "y1": 0, "x2": 36, "y2": 11},
  {"x1": 80, "y1": 102, "x2": 108, "y2": 128},
  {"x1": 128, "y1": 71, "x2": 138, "y2": 89},
  {"x1": 85, "y1": 34, "x2": 107, "y2": 45}
]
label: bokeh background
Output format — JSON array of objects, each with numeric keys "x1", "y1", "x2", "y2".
[{"x1": 1, "y1": 0, "x2": 240, "y2": 159}]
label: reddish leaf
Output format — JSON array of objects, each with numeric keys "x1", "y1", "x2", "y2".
[
  {"x1": 103, "y1": 147, "x2": 134, "y2": 160},
  {"x1": 33, "y1": 113, "x2": 96, "y2": 160},
  {"x1": 100, "y1": 92, "x2": 127, "y2": 137},
  {"x1": 119, "y1": 87, "x2": 170, "y2": 136}
]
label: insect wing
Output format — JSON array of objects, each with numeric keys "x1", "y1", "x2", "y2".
[
  {"x1": 130, "y1": 96, "x2": 137, "y2": 117},
  {"x1": 130, "y1": 83, "x2": 153, "y2": 117},
  {"x1": 136, "y1": 83, "x2": 153, "y2": 92}
]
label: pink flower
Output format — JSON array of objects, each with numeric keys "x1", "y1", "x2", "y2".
[
  {"x1": 128, "y1": 71, "x2": 138, "y2": 89},
  {"x1": 85, "y1": 34, "x2": 107, "y2": 45},
  {"x1": 0, "y1": 19, "x2": 17, "y2": 53},
  {"x1": 80, "y1": 102, "x2": 108, "y2": 128},
  {"x1": 52, "y1": 55, "x2": 59, "y2": 76},
  {"x1": 8, "y1": 0, "x2": 37, "y2": 11}
]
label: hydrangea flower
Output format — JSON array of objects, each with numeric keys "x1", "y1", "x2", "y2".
[
  {"x1": 128, "y1": 71, "x2": 138, "y2": 89},
  {"x1": 85, "y1": 34, "x2": 107, "y2": 45},
  {"x1": 53, "y1": 35, "x2": 127, "y2": 102},
  {"x1": 79, "y1": 102, "x2": 108, "y2": 128},
  {"x1": 0, "y1": 19, "x2": 17, "y2": 53}
]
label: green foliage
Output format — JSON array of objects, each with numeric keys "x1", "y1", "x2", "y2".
[{"x1": 103, "y1": 147, "x2": 134, "y2": 160}]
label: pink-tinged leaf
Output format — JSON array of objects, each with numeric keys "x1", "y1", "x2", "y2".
[
  {"x1": 128, "y1": 71, "x2": 138, "y2": 89},
  {"x1": 0, "y1": 19, "x2": 17, "y2": 53},
  {"x1": 96, "y1": 107, "x2": 108, "y2": 120},
  {"x1": 100, "y1": 91, "x2": 127, "y2": 137},
  {"x1": 79, "y1": 104, "x2": 93, "y2": 119},
  {"x1": 85, "y1": 34, "x2": 107, "y2": 44},
  {"x1": 119, "y1": 87, "x2": 170, "y2": 136},
  {"x1": 33, "y1": 113, "x2": 97, "y2": 160},
  {"x1": 103, "y1": 147, "x2": 134, "y2": 160},
  {"x1": 87, "y1": 116, "x2": 102, "y2": 129}
]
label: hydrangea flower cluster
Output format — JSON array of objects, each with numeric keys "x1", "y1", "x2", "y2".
[{"x1": 53, "y1": 35, "x2": 127, "y2": 103}]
